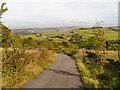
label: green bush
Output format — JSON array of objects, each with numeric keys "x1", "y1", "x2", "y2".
[
  {"x1": 85, "y1": 36, "x2": 101, "y2": 50},
  {"x1": 11, "y1": 36, "x2": 21, "y2": 47},
  {"x1": 53, "y1": 42, "x2": 59, "y2": 48},
  {"x1": 61, "y1": 40, "x2": 71, "y2": 48}
]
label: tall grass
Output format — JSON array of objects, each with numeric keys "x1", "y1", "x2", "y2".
[
  {"x1": 2, "y1": 48, "x2": 57, "y2": 88},
  {"x1": 75, "y1": 49, "x2": 120, "y2": 88}
]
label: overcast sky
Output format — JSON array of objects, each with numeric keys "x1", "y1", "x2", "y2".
[{"x1": 0, "y1": 0, "x2": 119, "y2": 29}]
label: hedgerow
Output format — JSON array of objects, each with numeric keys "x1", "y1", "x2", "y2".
[{"x1": 2, "y1": 48, "x2": 57, "y2": 88}]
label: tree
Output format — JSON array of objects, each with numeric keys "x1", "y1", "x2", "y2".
[
  {"x1": 0, "y1": 3, "x2": 11, "y2": 47},
  {"x1": 70, "y1": 33, "x2": 83, "y2": 48},
  {"x1": 86, "y1": 21, "x2": 107, "y2": 74},
  {"x1": 0, "y1": 2, "x2": 8, "y2": 22},
  {"x1": 2, "y1": 25, "x2": 11, "y2": 47}
]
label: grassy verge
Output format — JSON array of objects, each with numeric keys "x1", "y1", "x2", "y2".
[
  {"x1": 58, "y1": 48, "x2": 120, "y2": 88},
  {"x1": 75, "y1": 49, "x2": 120, "y2": 88},
  {"x1": 2, "y1": 48, "x2": 57, "y2": 88},
  {"x1": 17, "y1": 53, "x2": 57, "y2": 88},
  {"x1": 76, "y1": 59, "x2": 99, "y2": 88}
]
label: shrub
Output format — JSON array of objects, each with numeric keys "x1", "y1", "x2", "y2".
[
  {"x1": 73, "y1": 49, "x2": 86, "y2": 59},
  {"x1": 1, "y1": 25, "x2": 11, "y2": 47},
  {"x1": 49, "y1": 39, "x2": 53, "y2": 41},
  {"x1": 53, "y1": 42, "x2": 59, "y2": 48},
  {"x1": 11, "y1": 36, "x2": 21, "y2": 47},
  {"x1": 61, "y1": 40, "x2": 73, "y2": 48}
]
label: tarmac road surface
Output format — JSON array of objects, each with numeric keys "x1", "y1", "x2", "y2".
[{"x1": 22, "y1": 53, "x2": 83, "y2": 88}]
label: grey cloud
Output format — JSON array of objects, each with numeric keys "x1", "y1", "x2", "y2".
[{"x1": 0, "y1": 0, "x2": 118, "y2": 29}]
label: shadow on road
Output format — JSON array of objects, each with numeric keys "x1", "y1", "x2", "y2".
[{"x1": 48, "y1": 69, "x2": 80, "y2": 77}]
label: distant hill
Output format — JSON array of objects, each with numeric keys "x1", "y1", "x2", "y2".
[
  {"x1": 11, "y1": 26, "x2": 81, "y2": 35},
  {"x1": 11, "y1": 29, "x2": 36, "y2": 35},
  {"x1": 11, "y1": 26, "x2": 119, "y2": 35}
]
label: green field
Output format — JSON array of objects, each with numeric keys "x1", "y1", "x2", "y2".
[
  {"x1": 111, "y1": 27, "x2": 119, "y2": 30},
  {"x1": 20, "y1": 28, "x2": 119, "y2": 42}
]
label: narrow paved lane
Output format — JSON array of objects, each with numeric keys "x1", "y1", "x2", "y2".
[{"x1": 22, "y1": 53, "x2": 83, "y2": 88}]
